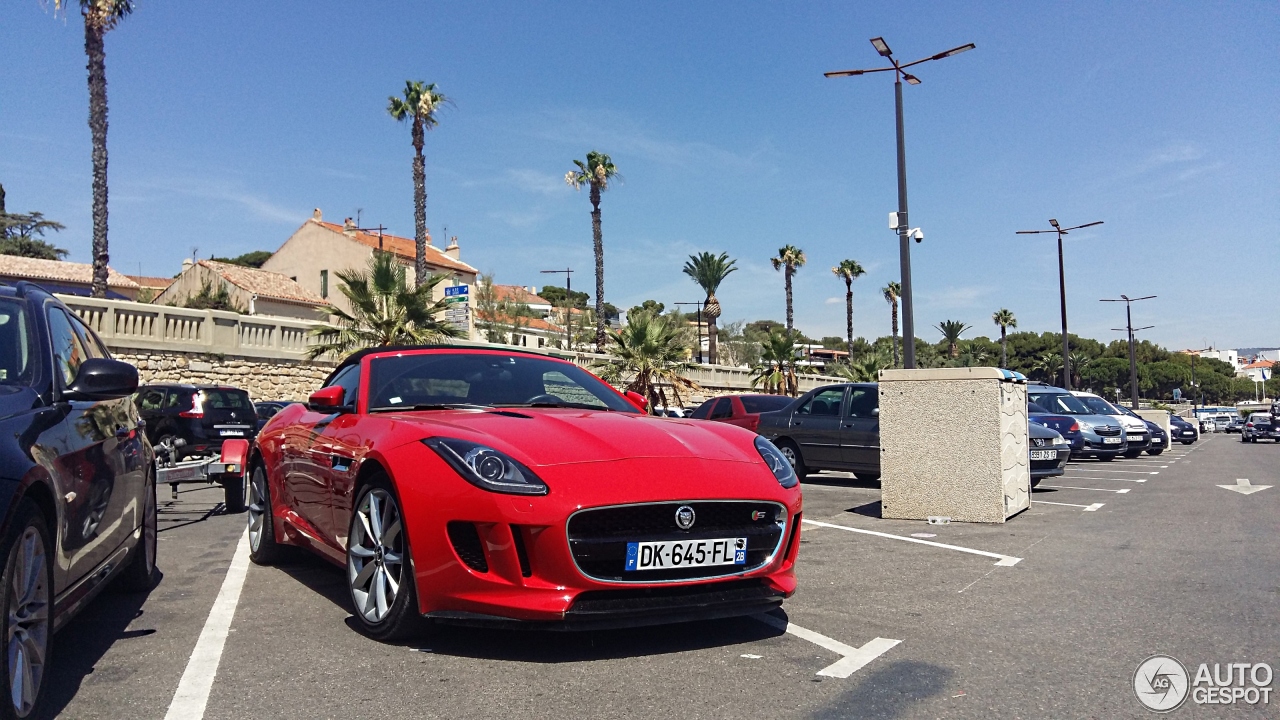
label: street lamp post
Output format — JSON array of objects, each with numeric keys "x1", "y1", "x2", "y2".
[
  {"x1": 825, "y1": 37, "x2": 975, "y2": 369},
  {"x1": 540, "y1": 268, "x2": 574, "y2": 351},
  {"x1": 1102, "y1": 294, "x2": 1156, "y2": 409},
  {"x1": 674, "y1": 302, "x2": 705, "y2": 363},
  {"x1": 1016, "y1": 219, "x2": 1104, "y2": 390}
]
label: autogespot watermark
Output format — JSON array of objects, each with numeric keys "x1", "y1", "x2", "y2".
[{"x1": 1134, "y1": 654, "x2": 1274, "y2": 713}]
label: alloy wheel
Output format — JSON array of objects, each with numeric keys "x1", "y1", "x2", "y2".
[
  {"x1": 779, "y1": 445, "x2": 797, "y2": 468},
  {"x1": 247, "y1": 470, "x2": 268, "y2": 552},
  {"x1": 6, "y1": 527, "x2": 48, "y2": 718},
  {"x1": 347, "y1": 488, "x2": 405, "y2": 624}
]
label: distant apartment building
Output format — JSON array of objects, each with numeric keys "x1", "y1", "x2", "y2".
[
  {"x1": 262, "y1": 210, "x2": 479, "y2": 336},
  {"x1": 154, "y1": 259, "x2": 328, "y2": 320}
]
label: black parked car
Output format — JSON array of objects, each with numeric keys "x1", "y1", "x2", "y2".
[
  {"x1": 757, "y1": 383, "x2": 882, "y2": 482},
  {"x1": 0, "y1": 282, "x2": 157, "y2": 719},
  {"x1": 253, "y1": 400, "x2": 296, "y2": 431},
  {"x1": 134, "y1": 383, "x2": 257, "y2": 459},
  {"x1": 1169, "y1": 415, "x2": 1198, "y2": 444},
  {"x1": 1029, "y1": 422, "x2": 1071, "y2": 485}
]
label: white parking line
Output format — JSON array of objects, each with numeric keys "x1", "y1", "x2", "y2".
[
  {"x1": 1061, "y1": 475, "x2": 1146, "y2": 483},
  {"x1": 1070, "y1": 468, "x2": 1158, "y2": 475},
  {"x1": 164, "y1": 529, "x2": 251, "y2": 720},
  {"x1": 1038, "y1": 485, "x2": 1130, "y2": 494},
  {"x1": 754, "y1": 613, "x2": 901, "y2": 678},
  {"x1": 1032, "y1": 500, "x2": 1105, "y2": 511},
  {"x1": 803, "y1": 519, "x2": 1022, "y2": 566}
]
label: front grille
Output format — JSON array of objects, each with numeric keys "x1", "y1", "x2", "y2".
[
  {"x1": 1095, "y1": 425, "x2": 1122, "y2": 436},
  {"x1": 566, "y1": 579, "x2": 784, "y2": 617},
  {"x1": 447, "y1": 522, "x2": 489, "y2": 573},
  {"x1": 567, "y1": 501, "x2": 786, "y2": 582}
]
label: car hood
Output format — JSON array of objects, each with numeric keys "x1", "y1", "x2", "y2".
[
  {"x1": 1029, "y1": 422, "x2": 1063, "y2": 441},
  {"x1": 377, "y1": 408, "x2": 758, "y2": 467},
  {"x1": 1068, "y1": 414, "x2": 1125, "y2": 431},
  {"x1": 1110, "y1": 415, "x2": 1148, "y2": 432}
]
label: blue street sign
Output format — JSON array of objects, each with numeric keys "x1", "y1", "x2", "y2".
[{"x1": 444, "y1": 285, "x2": 469, "y2": 297}]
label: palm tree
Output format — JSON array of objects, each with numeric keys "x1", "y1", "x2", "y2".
[
  {"x1": 1069, "y1": 350, "x2": 1092, "y2": 388},
  {"x1": 50, "y1": 0, "x2": 134, "y2": 297},
  {"x1": 388, "y1": 81, "x2": 448, "y2": 287},
  {"x1": 770, "y1": 245, "x2": 807, "y2": 336},
  {"x1": 935, "y1": 320, "x2": 972, "y2": 358},
  {"x1": 751, "y1": 330, "x2": 800, "y2": 396},
  {"x1": 831, "y1": 259, "x2": 866, "y2": 358},
  {"x1": 308, "y1": 251, "x2": 460, "y2": 359},
  {"x1": 682, "y1": 251, "x2": 737, "y2": 365},
  {"x1": 1034, "y1": 352, "x2": 1064, "y2": 384},
  {"x1": 882, "y1": 282, "x2": 901, "y2": 368},
  {"x1": 828, "y1": 351, "x2": 891, "y2": 382},
  {"x1": 992, "y1": 308, "x2": 1017, "y2": 367},
  {"x1": 565, "y1": 151, "x2": 619, "y2": 352},
  {"x1": 593, "y1": 311, "x2": 699, "y2": 413}
]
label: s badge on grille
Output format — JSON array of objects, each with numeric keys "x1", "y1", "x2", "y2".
[
  {"x1": 674, "y1": 505, "x2": 696, "y2": 530},
  {"x1": 751, "y1": 510, "x2": 769, "y2": 521}
]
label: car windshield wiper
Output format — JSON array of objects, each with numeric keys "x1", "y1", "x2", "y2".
[
  {"x1": 369, "y1": 403, "x2": 491, "y2": 413},
  {"x1": 497, "y1": 402, "x2": 615, "y2": 411}
]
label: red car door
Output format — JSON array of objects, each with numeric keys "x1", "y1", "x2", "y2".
[
  {"x1": 723, "y1": 397, "x2": 756, "y2": 429},
  {"x1": 282, "y1": 363, "x2": 361, "y2": 551}
]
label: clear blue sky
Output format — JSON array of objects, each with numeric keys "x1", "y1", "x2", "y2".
[{"x1": 2, "y1": 1, "x2": 1276, "y2": 351}]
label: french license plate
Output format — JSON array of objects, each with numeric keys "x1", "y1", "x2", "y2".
[
  {"x1": 625, "y1": 538, "x2": 747, "y2": 571},
  {"x1": 219, "y1": 429, "x2": 245, "y2": 437},
  {"x1": 1182, "y1": 431, "x2": 1195, "y2": 435},
  {"x1": 1030, "y1": 450, "x2": 1057, "y2": 460},
  {"x1": 1103, "y1": 437, "x2": 1122, "y2": 444},
  {"x1": 1126, "y1": 434, "x2": 1144, "y2": 441}
]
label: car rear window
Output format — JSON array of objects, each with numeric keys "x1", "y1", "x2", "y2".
[
  {"x1": 203, "y1": 389, "x2": 252, "y2": 410},
  {"x1": 741, "y1": 395, "x2": 792, "y2": 413}
]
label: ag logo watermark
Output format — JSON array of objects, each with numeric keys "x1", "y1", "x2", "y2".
[{"x1": 1134, "y1": 654, "x2": 1274, "y2": 712}]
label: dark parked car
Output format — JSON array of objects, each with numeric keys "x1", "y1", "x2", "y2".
[
  {"x1": 1026, "y1": 384, "x2": 1128, "y2": 460},
  {"x1": 756, "y1": 383, "x2": 881, "y2": 481},
  {"x1": 1028, "y1": 422, "x2": 1070, "y2": 485},
  {"x1": 254, "y1": 400, "x2": 296, "y2": 431},
  {"x1": 1029, "y1": 402, "x2": 1085, "y2": 455},
  {"x1": 0, "y1": 282, "x2": 157, "y2": 719},
  {"x1": 134, "y1": 383, "x2": 257, "y2": 459},
  {"x1": 1112, "y1": 405, "x2": 1168, "y2": 455},
  {"x1": 1169, "y1": 415, "x2": 1198, "y2": 444},
  {"x1": 1242, "y1": 413, "x2": 1277, "y2": 443},
  {"x1": 689, "y1": 393, "x2": 797, "y2": 432}
]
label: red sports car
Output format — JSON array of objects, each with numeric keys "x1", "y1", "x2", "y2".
[{"x1": 248, "y1": 346, "x2": 802, "y2": 639}]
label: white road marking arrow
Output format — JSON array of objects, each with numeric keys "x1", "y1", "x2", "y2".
[{"x1": 1217, "y1": 478, "x2": 1272, "y2": 495}]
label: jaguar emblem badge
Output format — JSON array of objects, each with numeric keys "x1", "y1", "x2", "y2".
[{"x1": 674, "y1": 505, "x2": 696, "y2": 530}]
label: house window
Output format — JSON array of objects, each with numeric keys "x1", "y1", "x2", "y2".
[
  {"x1": 320, "y1": 269, "x2": 329, "y2": 298},
  {"x1": 538, "y1": 337, "x2": 546, "y2": 348}
]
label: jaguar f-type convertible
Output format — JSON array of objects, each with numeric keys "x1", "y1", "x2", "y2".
[{"x1": 248, "y1": 346, "x2": 802, "y2": 639}]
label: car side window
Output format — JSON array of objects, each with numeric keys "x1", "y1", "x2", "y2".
[
  {"x1": 797, "y1": 388, "x2": 845, "y2": 416},
  {"x1": 326, "y1": 364, "x2": 361, "y2": 407},
  {"x1": 689, "y1": 400, "x2": 713, "y2": 419},
  {"x1": 163, "y1": 389, "x2": 190, "y2": 411},
  {"x1": 69, "y1": 315, "x2": 109, "y2": 359},
  {"x1": 137, "y1": 389, "x2": 165, "y2": 411},
  {"x1": 709, "y1": 398, "x2": 733, "y2": 420},
  {"x1": 47, "y1": 307, "x2": 88, "y2": 389},
  {"x1": 846, "y1": 388, "x2": 877, "y2": 418}
]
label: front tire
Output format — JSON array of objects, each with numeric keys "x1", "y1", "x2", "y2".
[
  {"x1": 1147, "y1": 447, "x2": 1163, "y2": 456},
  {"x1": 117, "y1": 472, "x2": 158, "y2": 592},
  {"x1": 0, "y1": 500, "x2": 53, "y2": 720},
  {"x1": 346, "y1": 478, "x2": 423, "y2": 641},
  {"x1": 222, "y1": 476, "x2": 246, "y2": 514},
  {"x1": 774, "y1": 440, "x2": 808, "y2": 480}
]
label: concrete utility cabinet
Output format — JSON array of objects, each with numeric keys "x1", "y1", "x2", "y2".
[
  {"x1": 1136, "y1": 409, "x2": 1170, "y2": 451},
  {"x1": 879, "y1": 367, "x2": 1030, "y2": 523}
]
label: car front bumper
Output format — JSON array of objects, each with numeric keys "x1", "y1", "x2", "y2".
[{"x1": 1030, "y1": 445, "x2": 1071, "y2": 478}]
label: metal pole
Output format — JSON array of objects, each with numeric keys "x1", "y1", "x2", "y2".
[
  {"x1": 565, "y1": 272, "x2": 572, "y2": 351},
  {"x1": 1057, "y1": 233, "x2": 1071, "y2": 389},
  {"x1": 1127, "y1": 303, "x2": 1139, "y2": 409},
  {"x1": 894, "y1": 77, "x2": 915, "y2": 369}
]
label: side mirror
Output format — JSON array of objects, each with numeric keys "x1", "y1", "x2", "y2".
[
  {"x1": 624, "y1": 391, "x2": 649, "y2": 412},
  {"x1": 64, "y1": 358, "x2": 139, "y2": 401},
  {"x1": 308, "y1": 385, "x2": 348, "y2": 411}
]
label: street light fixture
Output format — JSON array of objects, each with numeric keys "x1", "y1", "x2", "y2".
[
  {"x1": 1015, "y1": 218, "x2": 1104, "y2": 389},
  {"x1": 540, "y1": 268, "x2": 574, "y2": 351},
  {"x1": 1102, "y1": 294, "x2": 1156, "y2": 409},
  {"x1": 825, "y1": 37, "x2": 975, "y2": 369}
]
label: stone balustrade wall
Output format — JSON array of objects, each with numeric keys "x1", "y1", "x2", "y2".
[{"x1": 57, "y1": 295, "x2": 840, "y2": 404}]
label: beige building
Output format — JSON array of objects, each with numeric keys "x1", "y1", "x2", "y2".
[
  {"x1": 154, "y1": 259, "x2": 327, "y2": 320},
  {"x1": 0, "y1": 255, "x2": 140, "y2": 300},
  {"x1": 262, "y1": 210, "x2": 479, "y2": 336}
]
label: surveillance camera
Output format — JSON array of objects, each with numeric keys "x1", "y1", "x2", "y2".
[{"x1": 910, "y1": 228, "x2": 924, "y2": 243}]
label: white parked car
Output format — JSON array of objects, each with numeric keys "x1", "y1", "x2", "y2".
[{"x1": 1071, "y1": 391, "x2": 1151, "y2": 458}]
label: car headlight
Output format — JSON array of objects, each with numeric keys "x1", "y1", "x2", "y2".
[
  {"x1": 422, "y1": 438, "x2": 548, "y2": 495},
  {"x1": 755, "y1": 436, "x2": 798, "y2": 489},
  {"x1": 1076, "y1": 420, "x2": 1093, "y2": 432}
]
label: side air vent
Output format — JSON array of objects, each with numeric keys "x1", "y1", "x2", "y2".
[{"x1": 447, "y1": 522, "x2": 489, "y2": 573}]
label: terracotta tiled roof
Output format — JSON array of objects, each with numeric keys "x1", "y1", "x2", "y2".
[
  {"x1": 0, "y1": 255, "x2": 139, "y2": 289},
  {"x1": 198, "y1": 260, "x2": 325, "y2": 306},
  {"x1": 493, "y1": 285, "x2": 552, "y2": 306},
  {"x1": 314, "y1": 221, "x2": 477, "y2": 274},
  {"x1": 1242, "y1": 360, "x2": 1275, "y2": 370},
  {"x1": 127, "y1": 274, "x2": 175, "y2": 291},
  {"x1": 476, "y1": 310, "x2": 564, "y2": 334}
]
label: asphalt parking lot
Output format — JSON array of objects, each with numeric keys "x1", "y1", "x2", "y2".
[{"x1": 46, "y1": 434, "x2": 1278, "y2": 719}]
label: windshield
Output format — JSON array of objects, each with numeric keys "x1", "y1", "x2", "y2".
[
  {"x1": 1077, "y1": 396, "x2": 1120, "y2": 415},
  {"x1": 366, "y1": 352, "x2": 640, "y2": 413},
  {"x1": 1028, "y1": 392, "x2": 1094, "y2": 415},
  {"x1": 0, "y1": 299, "x2": 34, "y2": 386}
]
